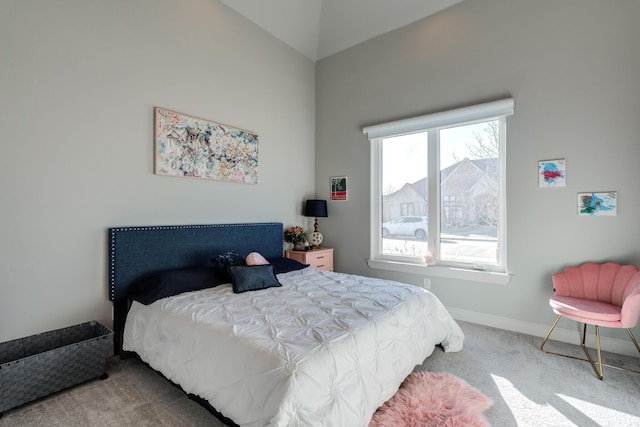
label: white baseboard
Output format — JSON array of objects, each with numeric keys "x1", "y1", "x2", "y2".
[{"x1": 447, "y1": 306, "x2": 640, "y2": 358}]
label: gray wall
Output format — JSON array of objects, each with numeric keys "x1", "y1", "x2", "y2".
[
  {"x1": 316, "y1": 0, "x2": 640, "y2": 344},
  {"x1": 2, "y1": 0, "x2": 639, "y2": 351},
  {"x1": 0, "y1": 0, "x2": 316, "y2": 342}
]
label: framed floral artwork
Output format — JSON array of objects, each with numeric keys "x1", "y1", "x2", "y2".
[{"x1": 154, "y1": 107, "x2": 258, "y2": 184}]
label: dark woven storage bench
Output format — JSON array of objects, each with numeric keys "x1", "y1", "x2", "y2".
[{"x1": 0, "y1": 321, "x2": 113, "y2": 414}]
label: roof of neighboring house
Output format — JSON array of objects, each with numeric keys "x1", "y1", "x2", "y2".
[
  {"x1": 384, "y1": 181, "x2": 425, "y2": 201},
  {"x1": 441, "y1": 158, "x2": 497, "y2": 182},
  {"x1": 385, "y1": 157, "x2": 498, "y2": 202},
  {"x1": 409, "y1": 177, "x2": 428, "y2": 200}
]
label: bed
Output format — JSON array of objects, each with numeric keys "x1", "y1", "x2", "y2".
[{"x1": 108, "y1": 222, "x2": 464, "y2": 427}]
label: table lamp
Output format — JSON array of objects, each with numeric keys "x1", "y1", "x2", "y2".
[{"x1": 304, "y1": 199, "x2": 328, "y2": 249}]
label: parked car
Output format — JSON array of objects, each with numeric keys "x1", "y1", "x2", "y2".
[{"x1": 382, "y1": 216, "x2": 428, "y2": 240}]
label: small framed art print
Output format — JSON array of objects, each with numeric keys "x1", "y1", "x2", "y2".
[
  {"x1": 538, "y1": 159, "x2": 566, "y2": 188},
  {"x1": 331, "y1": 176, "x2": 347, "y2": 201},
  {"x1": 577, "y1": 192, "x2": 617, "y2": 216}
]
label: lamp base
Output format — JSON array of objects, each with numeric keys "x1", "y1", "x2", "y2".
[{"x1": 310, "y1": 231, "x2": 323, "y2": 248}]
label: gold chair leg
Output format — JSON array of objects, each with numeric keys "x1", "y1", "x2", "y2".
[
  {"x1": 541, "y1": 316, "x2": 602, "y2": 377},
  {"x1": 581, "y1": 324, "x2": 604, "y2": 380},
  {"x1": 627, "y1": 328, "x2": 640, "y2": 354},
  {"x1": 540, "y1": 315, "x2": 561, "y2": 352},
  {"x1": 540, "y1": 317, "x2": 640, "y2": 380}
]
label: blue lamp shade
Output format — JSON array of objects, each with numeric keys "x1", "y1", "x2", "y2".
[
  {"x1": 304, "y1": 200, "x2": 328, "y2": 248},
  {"x1": 304, "y1": 200, "x2": 328, "y2": 218}
]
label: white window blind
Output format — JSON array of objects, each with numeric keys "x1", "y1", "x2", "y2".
[{"x1": 362, "y1": 98, "x2": 514, "y2": 139}]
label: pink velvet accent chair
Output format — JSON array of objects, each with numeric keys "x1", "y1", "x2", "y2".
[{"x1": 540, "y1": 262, "x2": 640, "y2": 380}]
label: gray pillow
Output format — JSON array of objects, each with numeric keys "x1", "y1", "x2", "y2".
[{"x1": 227, "y1": 264, "x2": 282, "y2": 293}]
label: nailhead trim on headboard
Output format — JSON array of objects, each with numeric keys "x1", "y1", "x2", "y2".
[{"x1": 108, "y1": 223, "x2": 284, "y2": 301}]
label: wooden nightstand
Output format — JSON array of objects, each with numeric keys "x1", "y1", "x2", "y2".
[{"x1": 285, "y1": 248, "x2": 334, "y2": 271}]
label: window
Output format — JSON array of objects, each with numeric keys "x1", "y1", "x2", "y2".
[
  {"x1": 442, "y1": 195, "x2": 461, "y2": 224},
  {"x1": 363, "y1": 99, "x2": 514, "y2": 283},
  {"x1": 400, "y1": 203, "x2": 415, "y2": 216}
]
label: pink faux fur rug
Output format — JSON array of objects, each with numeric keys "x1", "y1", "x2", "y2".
[{"x1": 369, "y1": 372, "x2": 492, "y2": 427}]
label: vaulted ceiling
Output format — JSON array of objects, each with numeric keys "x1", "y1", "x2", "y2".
[{"x1": 220, "y1": 0, "x2": 462, "y2": 61}]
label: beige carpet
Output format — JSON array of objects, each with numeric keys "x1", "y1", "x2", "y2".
[
  {"x1": 2, "y1": 321, "x2": 640, "y2": 426},
  {"x1": 0, "y1": 355, "x2": 215, "y2": 426}
]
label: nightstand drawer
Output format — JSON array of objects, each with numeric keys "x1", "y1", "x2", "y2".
[
  {"x1": 305, "y1": 251, "x2": 333, "y2": 271},
  {"x1": 286, "y1": 248, "x2": 334, "y2": 271}
]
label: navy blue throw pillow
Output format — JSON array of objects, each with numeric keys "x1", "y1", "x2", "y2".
[
  {"x1": 129, "y1": 267, "x2": 228, "y2": 305},
  {"x1": 212, "y1": 250, "x2": 246, "y2": 269},
  {"x1": 227, "y1": 265, "x2": 282, "y2": 293},
  {"x1": 266, "y1": 257, "x2": 309, "y2": 274}
]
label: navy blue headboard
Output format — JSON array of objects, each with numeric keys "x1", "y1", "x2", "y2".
[
  {"x1": 108, "y1": 222, "x2": 284, "y2": 301},
  {"x1": 108, "y1": 222, "x2": 283, "y2": 354}
]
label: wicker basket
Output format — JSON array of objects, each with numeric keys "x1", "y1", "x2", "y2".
[{"x1": 0, "y1": 321, "x2": 113, "y2": 414}]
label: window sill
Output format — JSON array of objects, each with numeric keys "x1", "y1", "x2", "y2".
[{"x1": 366, "y1": 259, "x2": 511, "y2": 285}]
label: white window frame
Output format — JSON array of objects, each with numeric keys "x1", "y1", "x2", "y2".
[{"x1": 363, "y1": 99, "x2": 514, "y2": 285}]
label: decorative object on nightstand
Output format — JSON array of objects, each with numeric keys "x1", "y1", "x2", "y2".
[
  {"x1": 283, "y1": 226, "x2": 308, "y2": 251},
  {"x1": 304, "y1": 199, "x2": 328, "y2": 249},
  {"x1": 286, "y1": 247, "x2": 334, "y2": 271}
]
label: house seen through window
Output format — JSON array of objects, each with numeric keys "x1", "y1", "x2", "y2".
[{"x1": 365, "y1": 99, "x2": 513, "y2": 275}]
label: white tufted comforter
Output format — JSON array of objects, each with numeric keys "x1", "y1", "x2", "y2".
[{"x1": 123, "y1": 268, "x2": 464, "y2": 427}]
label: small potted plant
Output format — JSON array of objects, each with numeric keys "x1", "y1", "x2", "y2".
[{"x1": 284, "y1": 226, "x2": 308, "y2": 251}]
